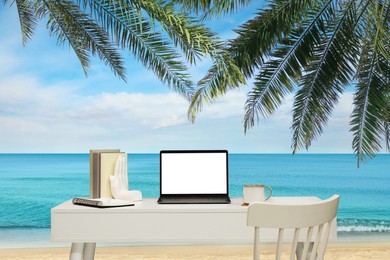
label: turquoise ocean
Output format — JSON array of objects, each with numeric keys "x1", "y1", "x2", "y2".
[{"x1": 0, "y1": 154, "x2": 389, "y2": 248}]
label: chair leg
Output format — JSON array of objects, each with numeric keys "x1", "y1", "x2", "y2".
[
  {"x1": 253, "y1": 227, "x2": 260, "y2": 260},
  {"x1": 296, "y1": 242, "x2": 314, "y2": 260}
]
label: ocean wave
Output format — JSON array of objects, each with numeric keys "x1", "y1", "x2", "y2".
[
  {"x1": 338, "y1": 218, "x2": 390, "y2": 233},
  {"x1": 10, "y1": 177, "x2": 86, "y2": 182},
  {"x1": 0, "y1": 225, "x2": 49, "y2": 229}
]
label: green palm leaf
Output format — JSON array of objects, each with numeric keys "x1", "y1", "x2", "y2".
[
  {"x1": 6, "y1": 0, "x2": 221, "y2": 97},
  {"x1": 77, "y1": 0, "x2": 195, "y2": 98},
  {"x1": 173, "y1": 0, "x2": 252, "y2": 19},
  {"x1": 137, "y1": 0, "x2": 218, "y2": 65},
  {"x1": 189, "y1": 0, "x2": 389, "y2": 165},
  {"x1": 351, "y1": 0, "x2": 390, "y2": 166},
  {"x1": 385, "y1": 97, "x2": 390, "y2": 151},
  {"x1": 188, "y1": 48, "x2": 245, "y2": 121},
  {"x1": 230, "y1": 0, "x2": 314, "y2": 78},
  {"x1": 291, "y1": 0, "x2": 362, "y2": 152},
  {"x1": 36, "y1": 0, "x2": 127, "y2": 80},
  {"x1": 5, "y1": 0, "x2": 38, "y2": 45},
  {"x1": 244, "y1": 0, "x2": 335, "y2": 132},
  {"x1": 350, "y1": 48, "x2": 387, "y2": 166},
  {"x1": 188, "y1": 0, "x2": 314, "y2": 120}
]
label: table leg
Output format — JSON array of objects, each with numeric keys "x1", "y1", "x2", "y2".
[
  {"x1": 83, "y1": 243, "x2": 96, "y2": 260},
  {"x1": 70, "y1": 243, "x2": 85, "y2": 260}
]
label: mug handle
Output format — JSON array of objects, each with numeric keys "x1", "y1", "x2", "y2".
[{"x1": 265, "y1": 185, "x2": 272, "y2": 201}]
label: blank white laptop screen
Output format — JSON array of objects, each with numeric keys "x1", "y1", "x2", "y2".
[{"x1": 161, "y1": 151, "x2": 228, "y2": 194}]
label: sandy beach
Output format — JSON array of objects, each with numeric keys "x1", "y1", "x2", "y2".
[{"x1": 0, "y1": 242, "x2": 389, "y2": 260}]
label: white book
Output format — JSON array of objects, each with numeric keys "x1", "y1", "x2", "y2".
[
  {"x1": 72, "y1": 197, "x2": 134, "y2": 208},
  {"x1": 89, "y1": 149, "x2": 120, "y2": 198}
]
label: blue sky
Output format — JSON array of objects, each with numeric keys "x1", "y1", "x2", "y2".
[{"x1": 0, "y1": 3, "x2": 365, "y2": 153}]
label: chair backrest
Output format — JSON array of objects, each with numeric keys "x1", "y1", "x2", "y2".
[{"x1": 247, "y1": 195, "x2": 339, "y2": 260}]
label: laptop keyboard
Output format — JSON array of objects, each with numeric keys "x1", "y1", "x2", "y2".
[{"x1": 158, "y1": 195, "x2": 231, "y2": 204}]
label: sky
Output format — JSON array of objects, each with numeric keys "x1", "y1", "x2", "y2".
[{"x1": 0, "y1": 2, "x2": 372, "y2": 154}]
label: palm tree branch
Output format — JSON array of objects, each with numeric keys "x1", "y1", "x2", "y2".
[
  {"x1": 229, "y1": 0, "x2": 313, "y2": 78},
  {"x1": 188, "y1": 49, "x2": 245, "y2": 121},
  {"x1": 244, "y1": 0, "x2": 335, "y2": 132},
  {"x1": 386, "y1": 96, "x2": 390, "y2": 151},
  {"x1": 37, "y1": 0, "x2": 91, "y2": 75},
  {"x1": 13, "y1": 0, "x2": 38, "y2": 46},
  {"x1": 350, "y1": 0, "x2": 390, "y2": 165},
  {"x1": 385, "y1": 1, "x2": 390, "y2": 151},
  {"x1": 188, "y1": 0, "x2": 315, "y2": 122},
  {"x1": 38, "y1": 0, "x2": 127, "y2": 80},
  {"x1": 79, "y1": 0, "x2": 194, "y2": 98},
  {"x1": 353, "y1": 52, "x2": 378, "y2": 164},
  {"x1": 135, "y1": 0, "x2": 218, "y2": 65},
  {"x1": 371, "y1": 0, "x2": 390, "y2": 60},
  {"x1": 291, "y1": 0, "x2": 364, "y2": 152},
  {"x1": 351, "y1": 44, "x2": 388, "y2": 166},
  {"x1": 173, "y1": 0, "x2": 252, "y2": 18},
  {"x1": 199, "y1": 0, "x2": 253, "y2": 20}
]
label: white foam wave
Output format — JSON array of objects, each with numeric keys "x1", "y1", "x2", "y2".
[{"x1": 338, "y1": 225, "x2": 390, "y2": 232}]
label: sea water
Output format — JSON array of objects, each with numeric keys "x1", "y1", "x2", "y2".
[{"x1": 0, "y1": 154, "x2": 389, "y2": 248}]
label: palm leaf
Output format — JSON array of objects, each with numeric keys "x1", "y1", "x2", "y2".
[
  {"x1": 135, "y1": 0, "x2": 218, "y2": 65},
  {"x1": 385, "y1": 97, "x2": 390, "y2": 151},
  {"x1": 291, "y1": 0, "x2": 362, "y2": 152},
  {"x1": 350, "y1": 0, "x2": 390, "y2": 166},
  {"x1": 380, "y1": 0, "x2": 390, "y2": 152},
  {"x1": 244, "y1": 0, "x2": 335, "y2": 132},
  {"x1": 350, "y1": 51, "x2": 387, "y2": 166},
  {"x1": 173, "y1": 0, "x2": 252, "y2": 19},
  {"x1": 188, "y1": 48, "x2": 245, "y2": 121},
  {"x1": 36, "y1": 0, "x2": 127, "y2": 80},
  {"x1": 7, "y1": 0, "x2": 38, "y2": 46},
  {"x1": 188, "y1": 0, "x2": 314, "y2": 121},
  {"x1": 230, "y1": 0, "x2": 314, "y2": 78},
  {"x1": 78, "y1": 0, "x2": 194, "y2": 98}
]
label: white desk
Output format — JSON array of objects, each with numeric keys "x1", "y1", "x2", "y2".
[{"x1": 51, "y1": 197, "x2": 336, "y2": 259}]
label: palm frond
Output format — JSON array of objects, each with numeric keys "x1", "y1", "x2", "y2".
[
  {"x1": 173, "y1": 0, "x2": 251, "y2": 19},
  {"x1": 244, "y1": 0, "x2": 335, "y2": 132},
  {"x1": 188, "y1": 48, "x2": 245, "y2": 121},
  {"x1": 135, "y1": 0, "x2": 218, "y2": 65},
  {"x1": 350, "y1": 55, "x2": 386, "y2": 166},
  {"x1": 199, "y1": 0, "x2": 253, "y2": 20},
  {"x1": 385, "y1": 97, "x2": 390, "y2": 151},
  {"x1": 36, "y1": 0, "x2": 127, "y2": 80},
  {"x1": 382, "y1": 1, "x2": 390, "y2": 152},
  {"x1": 78, "y1": 0, "x2": 193, "y2": 98},
  {"x1": 350, "y1": 0, "x2": 390, "y2": 166},
  {"x1": 188, "y1": 0, "x2": 314, "y2": 121},
  {"x1": 230, "y1": 0, "x2": 314, "y2": 78},
  {"x1": 370, "y1": 0, "x2": 390, "y2": 60},
  {"x1": 291, "y1": 0, "x2": 362, "y2": 153},
  {"x1": 12, "y1": 0, "x2": 38, "y2": 46},
  {"x1": 351, "y1": 38, "x2": 388, "y2": 166}
]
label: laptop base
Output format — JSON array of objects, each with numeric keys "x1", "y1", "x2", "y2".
[{"x1": 157, "y1": 195, "x2": 231, "y2": 204}]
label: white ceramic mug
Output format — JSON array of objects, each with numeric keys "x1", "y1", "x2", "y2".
[{"x1": 242, "y1": 184, "x2": 272, "y2": 206}]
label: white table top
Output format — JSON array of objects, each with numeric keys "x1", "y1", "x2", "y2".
[
  {"x1": 51, "y1": 196, "x2": 336, "y2": 244},
  {"x1": 52, "y1": 196, "x2": 321, "y2": 213}
]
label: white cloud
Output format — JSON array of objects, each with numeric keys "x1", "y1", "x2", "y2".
[{"x1": 0, "y1": 70, "x2": 363, "y2": 153}]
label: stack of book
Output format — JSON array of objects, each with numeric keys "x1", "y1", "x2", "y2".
[{"x1": 89, "y1": 149, "x2": 127, "y2": 199}]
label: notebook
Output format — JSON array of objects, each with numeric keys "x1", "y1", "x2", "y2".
[{"x1": 157, "y1": 150, "x2": 231, "y2": 204}]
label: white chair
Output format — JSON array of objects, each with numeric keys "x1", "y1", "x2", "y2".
[{"x1": 247, "y1": 195, "x2": 340, "y2": 260}]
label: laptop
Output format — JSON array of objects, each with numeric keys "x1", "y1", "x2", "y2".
[{"x1": 157, "y1": 150, "x2": 231, "y2": 204}]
